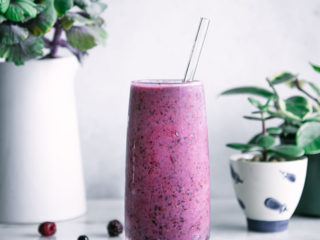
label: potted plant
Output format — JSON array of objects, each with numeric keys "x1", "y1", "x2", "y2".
[
  {"x1": 222, "y1": 64, "x2": 320, "y2": 217},
  {"x1": 0, "y1": 0, "x2": 107, "y2": 223},
  {"x1": 221, "y1": 87, "x2": 308, "y2": 232}
]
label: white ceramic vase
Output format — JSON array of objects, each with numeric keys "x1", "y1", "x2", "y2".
[
  {"x1": 0, "y1": 57, "x2": 86, "y2": 223},
  {"x1": 230, "y1": 154, "x2": 307, "y2": 232}
]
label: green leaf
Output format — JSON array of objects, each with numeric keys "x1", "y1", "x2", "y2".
[
  {"x1": 248, "y1": 97, "x2": 263, "y2": 109},
  {"x1": 35, "y1": 1, "x2": 46, "y2": 12},
  {"x1": 5, "y1": 0, "x2": 37, "y2": 22},
  {"x1": 297, "y1": 122, "x2": 320, "y2": 154},
  {"x1": 310, "y1": 62, "x2": 320, "y2": 73},
  {"x1": 0, "y1": 13, "x2": 5, "y2": 23},
  {"x1": 304, "y1": 112, "x2": 320, "y2": 122},
  {"x1": 61, "y1": 12, "x2": 95, "y2": 30},
  {"x1": 94, "y1": 16, "x2": 104, "y2": 26},
  {"x1": 269, "y1": 72, "x2": 297, "y2": 85},
  {"x1": 280, "y1": 123, "x2": 300, "y2": 136},
  {"x1": 85, "y1": 1, "x2": 107, "y2": 18},
  {"x1": 269, "y1": 145, "x2": 305, "y2": 158},
  {"x1": 0, "y1": 0, "x2": 10, "y2": 14},
  {"x1": 220, "y1": 87, "x2": 274, "y2": 98},
  {"x1": 74, "y1": 0, "x2": 90, "y2": 9},
  {"x1": 0, "y1": 24, "x2": 28, "y2": 44},
  {"x1": 268, "y1": 107, "x2": 301, "y2": 122},
  {"x1": 16, "y1": 0, "x2": 37, "y2": 18},
  {"x1": 251, "y1": 110, "x2": 263, "y2": 114},
  {"x1": 257, "y1": 135, "x2": 276, "y2": 148},
  {"x1": 61, "y1": 12, "x2": 105, "y2": 30},
  {"x1": 5, "y1": 3, "x2": 24, "y2": 21},
  {"x1": 28, "y1": 0, "x2": 57, "y2": 35},
  {"x1": 263, "y1": 97, "x2": 273, "y2": 108},
  {"x1": 226, "y1": 143, "x2": 260, "y2": 151},
  {"x1": 266, "y1": 127, "x2": 282, "y2": 135},
  {"x1": 285, "y1": 79, "x2": 306, "y2": 88},
  {"x1": 248, "y1": 133, "x2": 278, "y2": 145},
  {"x1": 307, "y1": 81, "x2": 320, "y2": 97},
  {"x1": 284, "y1": 96, "x2": 312, "y2": 120},
  {"x1": 54, "y1": 0, "x2": 73, "y2": 16},
  {"x1": 243, "y1": 116, "x2": 264, "y2": 121},
  {"x1": 0, "y1": 35, "x2": 43, "y2": 65},
  {"x1": 66, "y1": 25, "x2": 96, "y2": 50},
  {"x1": 276, "y1": 97, "x2": 312, "y2": 121},
  {"x1": 61, "y1": 14, "x2": 73, "y2": 30},
  {"x1": 66, "y1": 25, "x2": 106, "y2": 50},
  {"x1": 248, "y1": 133, "x2": 263, "y2": 144},
  {"x1": 88, "y1": 25, "x2": 106, "y2": 45},
  {"x1": 244, "y1": 115, "x2": 274, "y2": 121}
]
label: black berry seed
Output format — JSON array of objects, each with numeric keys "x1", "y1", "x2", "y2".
[
  {"x1": 107, "y1": 219, "x2": 123, "y2": 237},
  {"x1": 77, "y1": 235, "x2": 89, "y2": 240}
]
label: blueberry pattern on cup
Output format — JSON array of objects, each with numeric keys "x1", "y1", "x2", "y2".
[
  {"x1": 280, "y1": 171, "x2": 296, "y2": 183},
  {"x1": 237, "y1": 198, "x2": 245, "y2": 210},
  {"x1": 264, "y1": 198, "x2": 287, "y2": 213},
  {"x1": 230, "y1": 165, "x2": 243, "y2": 184}
]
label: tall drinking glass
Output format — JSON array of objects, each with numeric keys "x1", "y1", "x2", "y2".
[{"x1": 125, "y1": 80, "x2": 210, "y2": 240}]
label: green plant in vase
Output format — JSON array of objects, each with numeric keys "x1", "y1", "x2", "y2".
[
  {"x1": 221, "y1": 77, "x2": 308, "y2": 232},
  {"x1": 0, "y1": 0, "x2": 107, "y2": 223},
  {"x1": 0, "y1": 0, "x2": 107, "y2": 65},
  {"x1": 221, "y1": 65, "x2": 320, "y2": 155},
  {"x1": 222, "y1": 63, "x2": 320, "y2": 217},
  {"x1": 226, "y1": 96, "x2": 305, "y2": 162}
]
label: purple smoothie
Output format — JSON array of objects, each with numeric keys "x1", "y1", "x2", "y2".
[{"x1": 125, "y1": 80, "x2": 210, "y2": 240}]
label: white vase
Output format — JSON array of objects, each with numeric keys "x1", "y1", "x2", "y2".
[
  {"x1": 230, "y1": 154, "x2": 307, "y2": 232},
  {"x1": 0, "y1": 57, "x2": 86, "y2": 223}
]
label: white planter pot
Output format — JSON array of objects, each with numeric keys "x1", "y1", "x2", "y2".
[
  {"x1": 230, "y1": 154, "x2": 307, "y2": 232},
  {"x1": 0, "y1": 57, "x2": 86, "y2": 223}
]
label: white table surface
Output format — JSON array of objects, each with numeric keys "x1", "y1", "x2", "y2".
[{"x1": 0, "y1": 198, "x2": 319, "y2": 240}]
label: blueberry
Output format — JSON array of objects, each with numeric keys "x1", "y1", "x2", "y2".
[{"x1": 107, "y1": 219, "x2": 123, "y2": 237}]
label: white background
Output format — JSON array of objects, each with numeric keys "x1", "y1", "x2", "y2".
[{"x1": 74, "y1": 0, "x2": 320, "y2": 199}]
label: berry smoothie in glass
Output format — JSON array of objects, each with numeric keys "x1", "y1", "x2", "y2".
[{"x1": 125, "y1": 80, "x2": 210, "y2": 240}]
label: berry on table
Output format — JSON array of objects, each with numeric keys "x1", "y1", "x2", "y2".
[
  {"x1": 38, "y1": 222, "x2": 56, "y2": 237},
  {"x1": 77, "y1": 235, "x2": 89, "y2": 240},
  {"x1": 107, "y1": 219, "x2": 123, "y2": 237}
]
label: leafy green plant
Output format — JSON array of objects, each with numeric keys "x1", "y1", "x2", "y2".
[
  {"x1": 224, "y1": 94, "x2": 304, "y2": 161},
  {"x1": 222, "y1": 63, "x2": 320, "y2": 157},
  {"x1": 0, "y1": 0, "x2": 107, "y2": 65}
]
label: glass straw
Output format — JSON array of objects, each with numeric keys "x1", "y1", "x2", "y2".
[{"x1": 184, "y1": 17, "x2": 210, "y2": 82}]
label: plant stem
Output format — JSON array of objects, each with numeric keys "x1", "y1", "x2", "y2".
[
  {"x1": 42, "y1": 36, "x2": 51, "y2": 48},
  {"x1": 261, "y1": 112, "x2": 268, "y2": 161},
  {"x1": 49, "y1": 22, "x2": 63, "y2": 58},
  {"x1": 295, "y1": 80, "x2": 320, "y2": 106},
  {"x1": 263, "y1": 150, "x2": 268, "y2": 162},
  {"x1": 59, "y1": 39, "x2": 88, "y2": 62},
  {"x1": 261, "y1": 112, "x2": 266, "y2": 135}
]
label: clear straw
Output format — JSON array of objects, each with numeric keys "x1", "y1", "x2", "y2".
[{"x1": 184, "y1": 17, "x2": 210, "y2": 82}]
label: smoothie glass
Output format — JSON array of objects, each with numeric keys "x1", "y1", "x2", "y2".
[{"x1": 125, "y1": 80, "x2": 210, "y2": 240}]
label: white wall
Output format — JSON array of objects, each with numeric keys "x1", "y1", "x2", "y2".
[{"x1": 74, "y1": 0, "x2": 320, "y2": 199}]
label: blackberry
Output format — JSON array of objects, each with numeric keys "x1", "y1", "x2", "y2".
[
  {"x1": 77, "y1": 235, "x2": 89, "y2": 240},
  {"x1": 107, "y1": 219, "x2": 123, "y2": 237}
]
